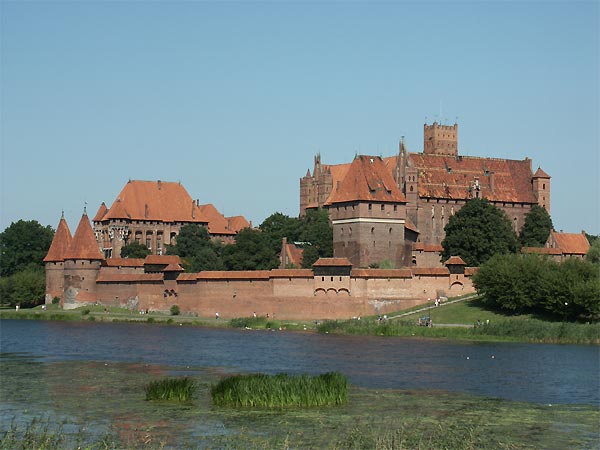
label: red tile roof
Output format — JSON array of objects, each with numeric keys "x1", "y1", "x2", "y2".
[
  {"x1": 404, "y1": 154, "x2": 538, "y2": 203},
  {"x1": 144, "y1": 255, "x2": 181, "y2": 265},
  {"x1": 326, "y1": 156, "x2": 407, "y2": 205},
  {"x1": 163, "y1": 263, "x2": 184, "y2": 272},
  {"x1": 177, "y1": 273, "x2": 200, "y2": 281},
  {"x1": 93, "y1": 202, "x2": 108, "y2": 222},
  {"x1": 444, "y1": 256, "x2": 466, "y2": 265},
  {"x1": 404, "y1": 217, "x2": 419, "y2": 234},
  {"x1": 104, "y1": 258, "x2": 145, "y2": 267},
  {"x1": 64, "y1": 213, "x2": 104, "y2": 260},
  {"x1": 412, "y1": 268, "x2": 449, "y2": 276},
  {"x1": 196, "y1": 271, "x2": 271, "y2": 280},
  {"x1": 44, "y1": 215, "x2": 73, "y2": 262},
  {"x1": 533, "y1": 167, "x2": 551, "y2": 178},
  {"x1": 548, "y1": 231, "x2": 590, "y2": 255},
  {"x1": 283, "y1": 243, "x2": 304, "y2": 268},
  {"x1": 269, "y1": 269, "x2": 314, "y2": 278},
  {"x1": 227, "y1": 216, "x2": 251, "y2": 233},
  {"x1": 197, "y1": 203, "x2": 234, "y2": 235},
  {"x1": 312, "y1": 257, "x2": 353, "y2": 267},
  {"x1": 98, "y1": 180, "x2": 209, "y2": 223}
]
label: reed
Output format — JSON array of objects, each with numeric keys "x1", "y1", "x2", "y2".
[
  {"x1": 211, "y1": 372, "x2": 348, "y2": 408},
  {"x1": 144, "y1": 377, "x2": 196, "y2": 401},
  {"x1": 229, "y1": 316, "x2": 279, "y2": 329}
]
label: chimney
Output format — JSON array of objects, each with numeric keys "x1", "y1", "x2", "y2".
[
  {"x1": 489, "y1": 172, "x2": 495, "y2": 192},
  {"x1": 144, "y1": 204, "x2": 149, "y2": 219},
  {"x1": 191, "y1": 201, "x2": 195, "y2": 219}
]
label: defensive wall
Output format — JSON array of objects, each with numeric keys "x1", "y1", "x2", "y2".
[{"x1": 61, "y1": 261, "x2": 476, "y2": 320}]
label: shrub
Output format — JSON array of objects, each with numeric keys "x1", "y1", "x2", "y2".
[
  {"x1": 170, "y1": 305, "x2": 180, "y2": 316},
  {"x1": 52, "y1": 297, "x2": 60, "y2": 305},
  {"x1": 147, "y1": 317, "x2": 155, "y2": 324},
  {"x1": 211, "y1": 372, "x2": 348, "y2": 408},
  {"x1": 144, "y1": 377, "x2": 196, "y2": 401},
  {"x1": 81, "y1": 309, "x2": 90, "y2": 316}
]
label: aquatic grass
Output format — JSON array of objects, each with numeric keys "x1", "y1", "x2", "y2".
[
  {"x1": 229, "y1": 316, "x2": 279, "y2": 329},
  {"x1": 473, "y1": 319, "x2": 600, "y2": 343},
  {"x1": 211, "y1": 372, "x2": 348, "y2": 408},
  {"x1": 144, "y1": 377, "x2": 196, "y2": 401}
]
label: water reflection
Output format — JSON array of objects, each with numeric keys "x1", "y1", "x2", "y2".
[{"x1": 1, "y1": 319, "x2": 598, "y2": 405}]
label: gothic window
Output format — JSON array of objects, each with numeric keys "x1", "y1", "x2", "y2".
[
  {"x1": 368, "y1": 204, "x2": 372, "y2": 210},
  {"x1": 381, "y1": 204, "x2": 385, "y2": 211},
  {"x1": 371, "y1": 227, "x2": 375, "y2": 234}
]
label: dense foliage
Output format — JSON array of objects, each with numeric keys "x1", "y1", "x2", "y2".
[
  {"x1": 473, "y1": 253, "x2": 600, "y2": 321},
  {"x1": 441, "y1": 198, "x2": 519, "y2": 266},
  {"x1": 519, "y1": 205, "x2": 553, "y2": 247},
  {"x1": 0, "y1": 220, "x2": 54, "y2": 277},
  {"x1": 119, "y1": 241, "x2": 151, "y2": 259},
  {"x1": 167, "y1": 210, "x2": 332, "y2": 272},
  {"x1": 166, "y1": 224, "x2": 224, "y2": 272},
  {"x1": 0, "y1": 220, "x2": 54, "y2": 307}
]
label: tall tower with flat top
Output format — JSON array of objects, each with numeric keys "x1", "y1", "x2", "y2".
[{"x1": 423, "y1": 122, "x2": 458, "y2": 156}]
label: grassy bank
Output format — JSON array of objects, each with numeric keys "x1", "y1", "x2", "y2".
[{"x1": 317, "y1": 316, "x2": 600, "y2": 344}]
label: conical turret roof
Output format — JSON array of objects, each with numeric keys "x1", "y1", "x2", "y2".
[
  {"x1": 64, "y1": 211, "x2": 104, "y2": 260},
  {"x1": 43, "y1": 214, "x2": 73, "y2": 262}
]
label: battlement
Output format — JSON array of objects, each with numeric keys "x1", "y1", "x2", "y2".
[{"x1": 424, "y1": 122, "x2": 458, "y2": 156}]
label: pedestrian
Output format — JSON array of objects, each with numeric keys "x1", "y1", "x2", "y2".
[{"x1": 215, "y1": 312, "x2": 220, "y2": 320}]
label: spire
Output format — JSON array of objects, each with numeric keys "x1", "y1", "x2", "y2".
[
  {"x1": 64, "y1": 212, "x2": 104, "y2": 260},
  {"x1": 43, "y1": 214, "x2": 73, "y2": 262}
]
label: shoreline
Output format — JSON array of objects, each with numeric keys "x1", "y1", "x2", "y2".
[{"x1": 1, "y1": 306, "x2": 598, "y2": 345}]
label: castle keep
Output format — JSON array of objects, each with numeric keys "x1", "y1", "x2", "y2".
[{"x1": 300, "y1": 122, "x2": 551, "y2": 267}]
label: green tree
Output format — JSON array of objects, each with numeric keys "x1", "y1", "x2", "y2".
[
  {"x1": 300, "y1": 208, "x2": 333, "y2": 268},
  {"x1": 586, "y1": 239, "x2": 600, "y2": 265},
  {"x1": 519, "y1": 205, "x2": 553, "y2": 247},
  {"x1": 222, "y1": 228, "x2": 279, "y2": 270},
  {"x1": 441, "y1": 198, "x2": 519, "y2": 266},
  {"x1": 0, "y1": 267, "x2": 46, "y2": 307},
  {"x1": 259, "y1": 212, "x2": 301, "y2": 255},
  {"x1": 0, "y1": 220, "x2": 54, "y2": 277},
  {"x1": 120, "y1": 241, "x2": 151, "y2": 259},
  {"x1": 166, "y1": 224, "x2": 223, "y2": 272}
]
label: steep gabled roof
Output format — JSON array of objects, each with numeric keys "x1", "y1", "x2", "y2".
[
  {"x1": 444, "y1": 256, "x2": 466, "y2": 266},
  {"x1": 100, "y1": 180, "x2": 209, "y2": 223},
  {"x1": 404, "y1": 153, "x2": 538, "y2": 204},
  {"x1": 93, "y1": 202, "x2": 108, "y2": 222},
  {"x1": 197, "y1": 203, "x2": 233, "y2": 235},
  {"x1": 44, "y1": 215, "x2": 73, "y2": 262},
  {"x1": 533, "y1": 167, "x2": 551, "y2": 178},
  {"x1": 64, "y1": 213, "x2": 104, "y2": 260},
  {"x1": 227, "y1": 216, "x2": 251, "y2": 233},
  {"x1": 283, "y1": 242, "x2": 304, "y2": 268},
  {"x1": 549, "y1": 231, "x2": 590, "y2": 255},
  {"x1": 326, "y1": 155, "x2": 407, "y2": 205},
  {"x1": 144, "y1": 255, "x2": 181, "y2": 265}
]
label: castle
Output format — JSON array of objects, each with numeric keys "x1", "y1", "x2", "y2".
[
  {"x1": 43, "y1": 122, "x2": 555, "y2": 319},
  {"x1": 92, "y1": 179, "x2": 250, "y2": 258},
  {"x1": 300, "y1": 122, "x2": 551, "y2": 268}
]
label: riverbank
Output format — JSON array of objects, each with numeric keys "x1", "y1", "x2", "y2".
[
  {"x1": 1, "y1": 297, "x2": 598, "y2": 344},
  {"x1": 1, "y1": 357, "x2": 598, "y2": 449}
]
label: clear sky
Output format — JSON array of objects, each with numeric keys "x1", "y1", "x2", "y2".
[{"x1": 1, "y1": 1, "x2": 598, "y2": 236}]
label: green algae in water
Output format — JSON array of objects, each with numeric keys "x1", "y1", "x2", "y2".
[{"x1": 1, "y1": 354, "x2": 598, "y2": 449}]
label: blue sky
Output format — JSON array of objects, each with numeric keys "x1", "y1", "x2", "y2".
[{"x1": 1, "y1": 1, "x2": 598, "y2": 236}]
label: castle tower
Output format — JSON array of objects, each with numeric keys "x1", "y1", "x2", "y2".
[
  {"x1": 423, "y1": 122, "x2": 458, "y2": 156},
  {"x1": 328, "y1": 155, "x2": 410, "y2": 268},
  {"x1": 63, "y1": 210, "x2": 105, "y2": 309},
  {"x1": 43, "y1": 212, "x2": 73, "y2": 304},
  {"x1": 532, "y1": 167, "x2": 551, "y2": 214}
]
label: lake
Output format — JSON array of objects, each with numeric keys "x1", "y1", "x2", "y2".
[{"x1": 1, "y1": 319, "x2": 598, "y2": 405}]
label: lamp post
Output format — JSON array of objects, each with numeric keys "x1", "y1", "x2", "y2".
[{"x1": 563, "y1": 302, "x2": 568, "y2": 322}]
